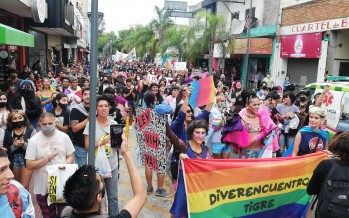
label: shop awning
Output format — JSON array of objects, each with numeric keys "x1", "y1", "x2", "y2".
[{"x1": 0, "y1": 23, "x2": 34, "y2": 47}]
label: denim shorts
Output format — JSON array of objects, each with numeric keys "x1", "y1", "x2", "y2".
[
  {"x1": 239, "y1": 148, "x2": 262, "y2": 159},
  {"x1": 211, "y1": 142, "x2": 231, "y2": 154},
  {"x1": 13, "y1": 153, "x2": 25, "y2": 168}
]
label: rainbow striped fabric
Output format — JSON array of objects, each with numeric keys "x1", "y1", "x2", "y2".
[{"x1": 182, "y1": 152, "x2": 327, "y2": 218}]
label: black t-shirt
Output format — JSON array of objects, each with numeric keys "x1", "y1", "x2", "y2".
[
  {"x1": 122, "y1": 87, "x2": 136, "y2": 101},
  {"x1": 50, "y1": 108, "x2": 70, "y2": 126},
  {"x1": 60, "y1": 206, "x2": 131, "y2": 218},
  {"x1": 69, "y1": 106, "x2": 89, "y2": 147}
]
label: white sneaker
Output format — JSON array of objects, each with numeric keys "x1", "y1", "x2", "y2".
[{"x1": 129, "y1": 126, "x2": 133, "y2": 130}]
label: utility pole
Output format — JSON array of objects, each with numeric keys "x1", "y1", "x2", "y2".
[
  {"x1": 88, "y1": 0, "x2": 98, "y2": 166},
  {"x1": 243, "y1": 0, "x2": 252, "y2": 88}
]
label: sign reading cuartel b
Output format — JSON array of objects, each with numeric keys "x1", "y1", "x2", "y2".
[
  {"x1": 31, "y1": 0, "x2": 47, "y2": 23},
  {"x1": 280, "y1": 33, "x2": 322, "y2": 58},
  {"x1": 281, "y1": 17, "x2": 349, "y2": 35}
]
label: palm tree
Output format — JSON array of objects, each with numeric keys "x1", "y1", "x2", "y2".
[
  {"x1": 161, "y1": 25, "x2": 191, "y2": 61},
  {"x1": 150, "y1": 6, "x2": 174, "y2": 48},
  {"x1": 188, "y1": 10, "x2": 234, "y2": 71},
  {"x1": 120, "y1": 25, "x2": 158, "y2": 61}
]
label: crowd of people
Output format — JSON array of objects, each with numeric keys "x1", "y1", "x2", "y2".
[{"x1": 0, "y1": 59, "x2": 348, "y2": 218}]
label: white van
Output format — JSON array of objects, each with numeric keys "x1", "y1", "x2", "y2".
[{"x1": 305, "y1": 76, "x2": 349, "y2": 136}]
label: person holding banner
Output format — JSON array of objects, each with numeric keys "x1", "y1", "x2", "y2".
[
  {"x1": 170, "y1": 119, "x2": 211, "y2": 218},
  {"x1": 170, "y1": 87, "x2": 213, "y2": 184},
  {"x1": 291, "y1": 107, "x2": 329, "y2": 157}
]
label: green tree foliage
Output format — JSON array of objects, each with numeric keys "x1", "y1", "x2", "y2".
[
  {"x1": 97, "y1": 31, "x2": 118, "y2": 56},
  {"x1": 150, "y1": 6, "x2": 174, "y2": 47},
  {"x1": 100, "y1": 7, "x2": 233, "y2": 66}
]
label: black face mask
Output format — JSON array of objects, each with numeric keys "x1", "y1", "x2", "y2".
[
  {"x1": 20, "y1": 89, "x2": 33, "y2": 97},
  {"x1": 12, "y1": 121, "x2": 25, "y2": 129},
  {"x1": 300, "y1": 97, "x2": 307, "y2": 102},
  {"x1": 58, "y1": 102, "x2": 68, "y2": 110},
  {"x1": 10, "y1": 74, "x2": 17, "y2": 80},
  {"x1": 0, "y1": 102, "x2": 7, "y2": 108}
]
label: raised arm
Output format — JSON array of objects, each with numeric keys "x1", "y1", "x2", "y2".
[{"x1": 119, "y1": 135, "x2": 146, "y2": 218}]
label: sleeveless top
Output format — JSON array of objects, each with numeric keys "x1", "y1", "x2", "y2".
[
  {"x1": 187, "y1": 144, "x2": 210, "y2": 159},
  {"x1": 299, "y1": 131, "x2": 327, "y2": 155}
]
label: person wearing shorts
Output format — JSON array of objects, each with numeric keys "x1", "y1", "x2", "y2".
[{"x1": 208, "y1": 94, "x2": 231, "y2": 159}]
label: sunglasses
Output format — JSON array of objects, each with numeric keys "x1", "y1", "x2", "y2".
[{"x1": 187, "y1": 110, "x2": 193, "y2": 114}]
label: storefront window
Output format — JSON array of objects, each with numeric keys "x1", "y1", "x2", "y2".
[{"x1": 28, "y1": 29, "x2": 47, "y2": 76}]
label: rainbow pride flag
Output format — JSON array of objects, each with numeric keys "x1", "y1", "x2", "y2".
[
  {"x1": 189, "y1": 76, "x2": 216, "y2": 108},
  {"x1": 182, "y1": 152, "x2": 327, "y2": 218}
]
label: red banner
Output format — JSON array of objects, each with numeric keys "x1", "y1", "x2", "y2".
[{"x1": 280, "y1": 33, "x2": 322, "y2": 58}]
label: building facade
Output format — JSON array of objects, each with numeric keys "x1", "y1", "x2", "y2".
[
  {"x1": 275, "y1": 0, "x2": 349, "y2": 88},
  {"x1": 189, "y1": 0, "x2": 281, "y2": 88}
]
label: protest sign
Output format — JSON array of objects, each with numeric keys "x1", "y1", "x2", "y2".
[
  {"x1": 174, "y1": 62, "x2": 187, "y2": 71},
  {"x1": 181, "y1": 152, "x2": 327, "y2": 218},
  {"x1": 136, "y1": 108, "x2": 167, "y2": 173},
  {"x1": 147, "y1": 74, "x2": 158, "y2": 83},
  {"x1": 189, "y1": 76, "x2": 216, "y2": 108}
]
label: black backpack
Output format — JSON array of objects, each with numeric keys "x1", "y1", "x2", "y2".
[{"x1": 316, "y1": 161, "x2": 349, "y2": 217}]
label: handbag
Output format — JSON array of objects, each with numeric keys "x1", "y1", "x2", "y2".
[
  {"x1": 46, "y1": 164, "x2": 78, "y2": 206},
  {"x1": 95, "y1": 143, "x2": 112, "y2": 179}
]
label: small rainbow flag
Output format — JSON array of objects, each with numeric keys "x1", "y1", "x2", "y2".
[
  {"x1": 182, "y1": 152, "x2": 327, "y2": 218},
  {"x1": 189, "y1": 76, "x2": 216, "y2": 108}
]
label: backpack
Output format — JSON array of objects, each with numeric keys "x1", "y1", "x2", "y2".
[{"x1": 316, "y1": 161, "x2": 349, "y2": 217}]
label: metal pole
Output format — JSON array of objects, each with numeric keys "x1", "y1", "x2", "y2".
[
  {"x1": 243, "y1": 0, "x2": 252, "y2": 88},
  {"x1": 88, "y1": 0, "x2": 98, "y2": 166}
]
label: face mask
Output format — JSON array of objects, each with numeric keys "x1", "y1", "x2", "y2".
[
  {"x1": 12, "y1": 121, "x2": 25, "y2": 129},
  {"x1": 58, "y1": 102, "x2": 68, "y2": 110},
  {"x1": 20, "y1": 89, "x2": 33, "y2": 97},
  {"x1": 0, "y1": 102, "x2": 7, "y2": 108},
  {"x1": 10, "y1": 74, "x2": 17, "y2": 80},
  {"x1": 41, "y1": 124, "x2": 56, "y2": 134},
  {"x1": 219, "y1": 102, "x2": 227, "y2": 109},
  {"x1": 299, "y1": 97, "x2": 306, "y2": 102}
]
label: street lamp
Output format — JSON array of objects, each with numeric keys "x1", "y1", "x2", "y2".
[
  {"x1": 87, "y1": 11, "x2": 104, "y2": 36},
  {"x1": 87, "y1": 1, "x2": 104, "y2": 166}
]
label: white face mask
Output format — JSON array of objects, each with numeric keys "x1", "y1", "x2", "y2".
[{"x1": 42, "y1": 124, "x2": 56, "y2": 134}]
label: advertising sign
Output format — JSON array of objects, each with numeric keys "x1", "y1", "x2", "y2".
[
  {"x1": 280, "y1": 17, "x2": 349, "y2": 35},
  {"x1": 280, "y1": 33, "x2": 322, "y2": 58},
  {"x1": 233, "y1": 38, "x2": 273, "y2": 54}
]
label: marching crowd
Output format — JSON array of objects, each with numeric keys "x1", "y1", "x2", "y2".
[{"x1": 0, "y1": 59, "x2": 349, "y2": 218}]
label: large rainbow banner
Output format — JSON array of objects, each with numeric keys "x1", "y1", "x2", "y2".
[
  {"x1": 182, "y1": 152, "x2": 327, "y2": 218},
  {"x1": 189, "y1": 76, "x2": 216, "y2": 108}
]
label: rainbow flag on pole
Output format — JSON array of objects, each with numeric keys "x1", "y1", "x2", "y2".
[{"x1": 182, "y1": 152, "x2": 327, "y2": 218}]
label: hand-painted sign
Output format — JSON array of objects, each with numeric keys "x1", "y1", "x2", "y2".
[{"x1": 136, "y1": 108, "x2": 167, "y2": 173}]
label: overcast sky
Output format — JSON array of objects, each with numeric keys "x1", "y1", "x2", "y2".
[{"x1": 99, "y1": 0, "x2": 202, "y2": 34}]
